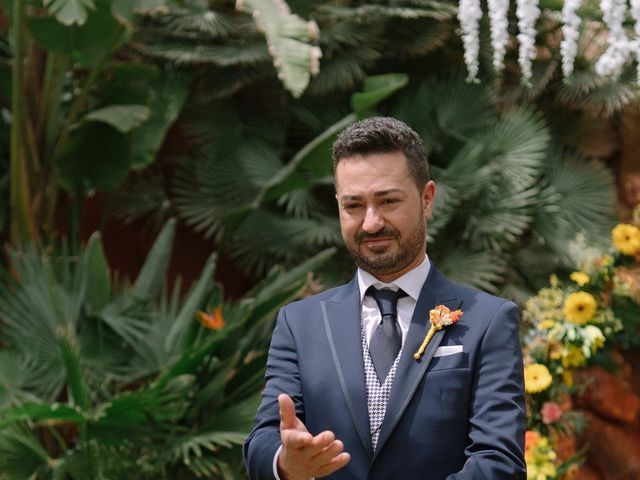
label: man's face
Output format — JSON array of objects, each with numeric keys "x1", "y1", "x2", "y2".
[{"x1": 335, "y1": 151, "x2": 436, "y2": 282}]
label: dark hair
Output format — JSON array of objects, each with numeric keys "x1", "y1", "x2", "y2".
[{"x1": 331, "y1": 117, "x2": 430, "y2": 190}]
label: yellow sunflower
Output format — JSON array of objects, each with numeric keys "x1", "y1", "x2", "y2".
[
  {"x1": 524, "y1": 363, "x2": 553, "y2": 394},
  {"x1": 569, "y1": 271, "x2": 590, "y2": 286},
  {"x1": 612, "y1": 223, "x2": 640, "y2": 256},
  {"x1": 563, "y1": 291, "x2": 597, "y2": 325}
]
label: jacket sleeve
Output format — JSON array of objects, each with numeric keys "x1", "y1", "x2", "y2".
[
  {"x1": 244, "y1": 306, "x2": 305, "y2": 480},
  {"x1": 447, "y1": 300, "x2": 527, "y2": 480}
]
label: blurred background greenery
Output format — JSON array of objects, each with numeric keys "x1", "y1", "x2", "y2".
[{"x1": 0, "y1": 0, "x2": 638, "y2": 478}]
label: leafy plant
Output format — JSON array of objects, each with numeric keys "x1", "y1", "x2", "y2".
[{"x1": 0, "y1": 219, "x2": 335, "y2": 478}]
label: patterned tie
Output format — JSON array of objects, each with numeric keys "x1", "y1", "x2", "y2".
[{"x1": 367, "y1": 286, "x2": 407, "y2": 384}]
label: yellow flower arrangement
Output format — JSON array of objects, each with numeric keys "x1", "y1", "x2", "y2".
[
  {"x1": 611, "y1": 223, "x2": 640, "y2": 256},
  {"x1": 561, "y1": 345, "x2": 585, "y2": 369},
  {"x1": 524, "y1": 363, "x2": 553, "y2": 394},
  {"x1": 569, "y1": 271, "x2": 589, "y2": 286},
  {"x1": 537, "y1": 319, "x2": 556, "y2": 330},
  {"x1": 562, "y1": 292, "x2": 597, "y2": 325},
  {"x1": 525, "y1": 432, "x2": 557, "y2": 480}
]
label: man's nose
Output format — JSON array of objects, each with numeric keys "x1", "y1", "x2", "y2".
[{"x1": 362, "y1": 206, "x2": 384, "y2": 233}]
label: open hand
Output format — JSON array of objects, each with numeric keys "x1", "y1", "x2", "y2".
[{"x1": 277, "y1": 394, "x2": 351, "y2": 480}]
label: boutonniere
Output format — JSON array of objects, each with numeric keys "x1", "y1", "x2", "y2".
[{"x1": 414, "y1": 305, "x2": 463, "y2": 360}]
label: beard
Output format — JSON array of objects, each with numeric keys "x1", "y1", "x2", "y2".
[{"x1": 344, "y1": 217, "x2": 426, "y2": 277}]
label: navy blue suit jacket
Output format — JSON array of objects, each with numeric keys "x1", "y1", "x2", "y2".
[{"x1": 244, "y1": 264, "x2": 526, "y2": 479}]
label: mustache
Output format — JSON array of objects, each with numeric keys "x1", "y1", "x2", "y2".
[{"x1": 355, "y1": 228, "x2": 400, "y2": 242}]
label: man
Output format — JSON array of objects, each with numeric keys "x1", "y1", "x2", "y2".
[{"x1": 244, "y1": 117, "x2": 526, "y2": 479}]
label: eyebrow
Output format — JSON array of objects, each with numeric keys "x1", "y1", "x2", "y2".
[{"x1": 340, "y1": 189, "x2": 404, "y2": 201}]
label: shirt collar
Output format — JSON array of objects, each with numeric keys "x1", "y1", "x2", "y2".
[{"x1": 357, "y1": 254, "x2": 431, "y2": 303}]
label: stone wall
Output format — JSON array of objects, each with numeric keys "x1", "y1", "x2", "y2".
[{"x1": 573, "y1": 352, "x2": 640, "y2": 479}]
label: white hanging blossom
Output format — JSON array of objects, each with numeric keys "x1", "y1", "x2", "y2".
[
  {"x1": 458, "y1": 0, "x2": 483, "y2": 81},
  {"x1": 630, "y1": 0, "x2": 640, "y2": 84},
  {"x1": 595, "y1": 0, "x2": 633, "y2": 78},
  {"x1": 488, "y1": 0, "x2": 510, "y2": 73},
  {"x1": 560, "y1": 0, "x2": 582, "y2": 78},
  {"x1": 516, "y1": 0, "x2": 541, "y2": 84}
]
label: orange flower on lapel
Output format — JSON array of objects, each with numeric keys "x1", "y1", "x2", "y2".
[{"x1": 414, "y1": 305, "x2": 463, "y2": 360}]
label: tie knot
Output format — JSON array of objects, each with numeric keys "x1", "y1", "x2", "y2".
[{"x1": 367, "y1": 286, "x2": 407, "y2": 318}]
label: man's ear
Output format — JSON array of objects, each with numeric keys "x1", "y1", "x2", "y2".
[{"x1": 422, "y1": 180, "x2": 436, "y2": 219}]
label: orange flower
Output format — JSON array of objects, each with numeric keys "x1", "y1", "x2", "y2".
[
  {"x1": 414, "y1": 305, "x2": 463, "y2": 360},
  {"x1": 429, "y1": 305, "x2": 463, "y2": 327},
  {"x1": 525, "y1": 430, "x2": 541, "y2": 460},
  {"x1": 196, "y1": 306, "x2": 224, "y2": 330}
]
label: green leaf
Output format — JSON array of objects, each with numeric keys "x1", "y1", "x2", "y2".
[
  {"x1": 0, "y1": 403, "x2": 85, "y2": 430},
  {"x1": 131, "y1": 73, "x2": 190, "y2": 169},
  {"x1": 350, "y1": 73, "x2": 409, "y2": 118},
  {"x1": 54, "y1": 122, "x2": 131, "y2": 195},
  {"x1": 291, "y1": 114, "x2": 356, "y2": 177},
  {"x1": 237, "y1": 0, "x2": 321, "y2": 97},
  {"x1": 44, "y1": 0, "x2": 96, "y2": 26},
  {"x1": 131, "y1": 218, "x2": 177, "y2": 302},
  {"x1": 82, "y1": 232, "x2": 111, "y2": 312},
  {"x1": 164, "y1": 252, "x2": 218, "y2": 352},
  {"x1": 83, "y1": 105, "x2": 150, "y2": 133},
  {"x1": 28, "y1": 5, "x2": 129, "y2": 65}
]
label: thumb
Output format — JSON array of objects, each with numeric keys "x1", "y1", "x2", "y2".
[{"x1": 278, "y1": 394, "x2": 297, "y2": 430}]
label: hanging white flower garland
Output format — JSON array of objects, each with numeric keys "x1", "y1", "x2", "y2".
[
  {"x1": 595, "y1": 0, "x2": 633, "y2": 78},
  {"x1": 516, "y1": 0, "x2": 541, "y2": 84},
  {"x1": 560, "y1": 0, "x2": 582, "y2": 78},
  {"x1": 457, "y1": 0, "x2": 640, "y2": 85},
  {"x1": 630, "y1": 0, "x2": 640, "y2": 84},
  {"x1": 458, "y1": 0, "x2": 483, "y2": 82},
  {"x1": 488, "y1": 0, "x2": 511, "y2": 73}
]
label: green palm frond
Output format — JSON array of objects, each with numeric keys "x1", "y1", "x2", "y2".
[
  {"x1": 277, "y1": 186, "x2": 326, "y2": 217},
  {"x1": 556, "y1": 69, "x2": 640, "y2": 117},
  {"x1": 140, "y1": 8, "x2": 241, "y2": 39},
  {"x1": 142, "y1": 40, "x2": 272, "y2": 66},
  {"x1": 392, "y1": 75, "x2": 496, "y2": 154},
  {"x1": 227, "y1": 211, "x2": 341, "y2": 275},
  {"x1": 532, "y1": 150, "x2": 615, "y2": 260},
  {"x1": 435, "y1": 247, "x2": 507, "y2": 293},
  {"x1": 379, "y1": 19, "x2": 451, "y2": 59},
  {"x1": 174, "y1": 135, "x2": 285, "y2": 239},
  {"x1": 463, "y1": 187, "x2": 539, "y2": 251},
  {"x1": 0, "y1": 425, "x2": 49, "y2": 479},
  {"x1": 112, "y1": 171, "x2": 173, "y2": 230},
  {"x1": 305, "y1": 45, "x2": 378, "y2": 96},
  {"x1": 426, "y1": 175, "x2": 462, "y2": 241},
  {"x1": 318, "y1": 3, "x2": 457, "y2": 21}
]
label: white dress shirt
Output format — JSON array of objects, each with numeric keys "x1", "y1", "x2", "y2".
[
  {"x1": 357, "y1": 254, "x2": 430, "y2": 347},
  {"x1": 272, "y1": 255, "x2": 431, "y2": 480}
]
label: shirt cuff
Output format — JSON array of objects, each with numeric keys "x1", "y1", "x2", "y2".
[
  {"x1": 272, "y1": 446, "x2": 314, "y2": 480},
  {"x1": 273, "y1": 445, "x2": 283, "y2": 480}
]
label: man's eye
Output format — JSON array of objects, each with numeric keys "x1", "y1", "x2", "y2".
[
  {"x1": 343, "y1": 203, "x2": 361, "y2": 210},
  {"x1": 382, "y1": 198, "x2": 400, "y2": 205}
]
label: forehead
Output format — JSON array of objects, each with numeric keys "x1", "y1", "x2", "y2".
[{"x1": 335, "y1": 152, "x2": 412, "y2": 194}]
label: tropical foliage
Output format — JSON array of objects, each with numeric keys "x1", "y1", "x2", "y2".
[
  {"x1": 521, "y1": 212, "x2": 640, "y2": 478},
  {"x1": 0, "y1": 219, "x2": 335, "y2": 478}
]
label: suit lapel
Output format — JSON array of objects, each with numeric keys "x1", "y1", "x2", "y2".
[
  {"x1": 372, "y1": 265, "x2": 462, "y2": 460},
  {"x1": 321, "y1": 278, "x2": 372, "y2": 456}
]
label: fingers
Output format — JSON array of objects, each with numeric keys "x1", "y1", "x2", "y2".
[
  {"x1": 314, "y1": 452, "x2": 351, "y2": 478},
  {"x1": 277, "y1": 395, "x2": 350, "y2": 478},
  {"x1": 279, "y1": 428, "x2": 351, "y2": 479},
  {"x1": 278, "y1": 394, "x2": 297, "y2": 430}
]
